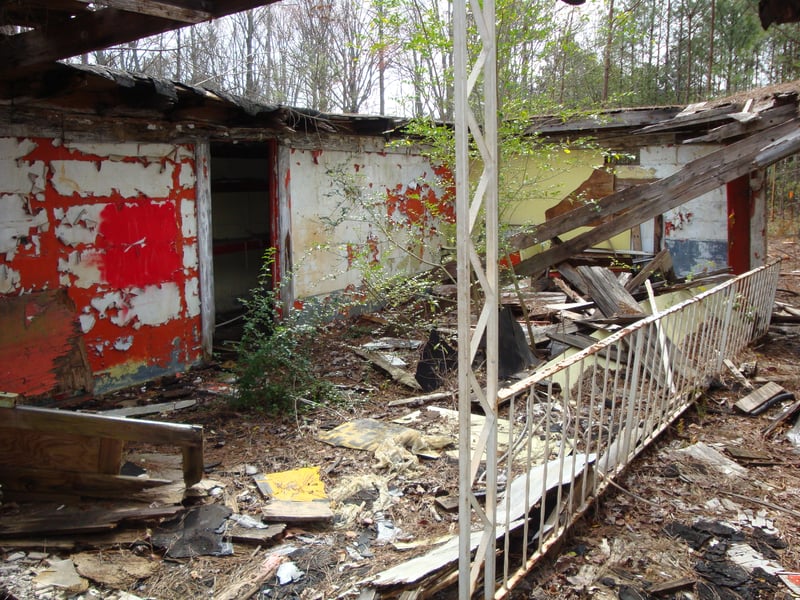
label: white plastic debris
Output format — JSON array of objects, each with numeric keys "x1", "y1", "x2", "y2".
[{"x1": 276, "y1": 561, "x2": 305, "y2": 585}]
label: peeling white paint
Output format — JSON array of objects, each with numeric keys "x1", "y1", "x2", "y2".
[
  {"x1": 91, "y1": 291, "x2": 123, "y2": 319},
  {"x1": 0, "y1": 194, "x2": 49, "y2": 259},
  {"x1": 182, "y1": 243, "x2": 198, "y2": 269},
  {"x1": 79, "y1": 313, "x2": 96, "y2": 333},
  {"x1": 128, "y1": 283, "x2": 182, "y2": 326},
  {"x1": 0, "y1": 160, "x2": 46, "y2": 194},
  {"x1": 58, "y1": 250, "x2": 103, "y2": 289},
  {"x1": 179, "y1": 163, "x2": 195, "y2": 189},
  {"x1": 0, "y1": 138, "x2": 37, "y2": 160},
  {"x1": 185, "y1": 277, "x2": 200, "y2": 317},
  {"x1": 180, "y1": 199, "x2": 197, "y2": 237},
  {"x1": 54, "y1": 204, "x2": 105, "y2": 247},
  {"x1": 51, "y1": 159, "x2": 174, "y2": 198},
  {"x1": 0, "y1": 264, "x2": 21, "y2": 293},
  {"x1": 113, "y1": 336, "x2": 134, "y2": 351}
]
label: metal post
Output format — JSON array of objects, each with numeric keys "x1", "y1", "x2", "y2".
[{"x1": 454, "y1": 0, "x2": 499, "y2": 596}]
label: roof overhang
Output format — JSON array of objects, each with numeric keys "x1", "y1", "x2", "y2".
[{"x1": 0, "y1": 1, "x2": 282, "y2": 80}]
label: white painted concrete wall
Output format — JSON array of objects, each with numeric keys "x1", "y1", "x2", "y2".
[
  {"x1": 640, "y1": 144, "x2": 729, "y2": 276},
  {"x1": 281, "y1": 142, "x2": 450, "y2": 301}
]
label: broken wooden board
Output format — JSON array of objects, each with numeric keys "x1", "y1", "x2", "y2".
[
  {"x1": 625, "y1": 248, "x2": 675, "y2": 293},
  {"x1": 351, "y1": 346, "x2": 422, "y2": 391},
  {"x1": 546, "y1": 331, "x2": 628, "y2": 362},
  {"x1": 0, "y1": 466, "x2": 172, "y2": 500},
  {"x1": 0, "y1": 403, "x2": 204, "y2": 494},
  {"x1": 762, "y1": 399, "x2": 800, "y2": 437},
  {"x1": 724, "y1": 359, "x2": 754, "y2": 391},
  {"x1": 577, "y1": 265, "x2": 645, "y2": 318},
  {"x1": 734, "y1": 381, "x2": 787, "y2": 414},
  {"x1": 544, "y1": 169, "x2": 615, "y2": 226},
  {"x1": 0, "y1": 504, "x2": 184, "y2": 537},
  {"x1": 725, "y1": 446, "x2": 772, "y2": 462},
  {"x1": 100, "y1": 399, "x2": 197, "y2": 417},
  {"x1": 228, "y1": 523, "x2": 286, "y2": 545},
  {"x1": 261, "y1": 500, "x2": 334, "y2": 523},
  {"x1": 646, "y1": 577, "x2": 696, "y2": 595}
]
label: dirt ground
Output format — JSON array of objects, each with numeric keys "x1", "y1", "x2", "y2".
[{"x1": 2, "y1": 238, "x2": 800, "y2": 600}]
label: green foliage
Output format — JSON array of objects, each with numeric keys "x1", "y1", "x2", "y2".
[{"x1": 233, "y1": 248, "x2": 338, "y2": 414}]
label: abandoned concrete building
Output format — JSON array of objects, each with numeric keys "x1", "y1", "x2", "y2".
[
  {"x1": 2, "y1": 2, "x2": 800, "y2": 599},
  {"x1": 2, "y1": 61, "x2": 797, "y2": 396}
]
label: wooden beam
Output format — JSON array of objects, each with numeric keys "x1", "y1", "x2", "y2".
[
  {"x1": 513, "y1": 118, "x2": 800, "y2": 276},
  {"x1": 85, "y1": 0, "x2": 213, "y2": 23},
  {"x1": 0, "y1": 1, "x2": 281, "y2": 77},
  {"x1": 683, "y1": 103, "x2": 797, "y2": 143},
  {"x1": 624, "y1": 248, "x2": 674, "y2": 292}
]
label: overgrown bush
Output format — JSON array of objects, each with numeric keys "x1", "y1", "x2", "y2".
[{"x1": 233, "y1": 248, "x2": 338, "y2": 414}]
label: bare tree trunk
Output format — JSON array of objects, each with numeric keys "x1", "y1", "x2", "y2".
[
  {"x1": 707, "y1": 0, "x2": 715, "y2": 96},
  {"x1": 602, "y1": 0, "x2": 615, "y2": 104}
]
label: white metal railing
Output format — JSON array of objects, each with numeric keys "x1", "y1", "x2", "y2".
[{"x1": 474, "y1": 260, "x2": 781, "y2": 598}]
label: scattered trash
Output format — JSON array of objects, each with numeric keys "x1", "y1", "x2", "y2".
[
  {"x1": 318, "y1": 418, "x2": 452, "y2": 464},
  {"x1": 72, "y1": 551, "x2": 157, "y2": 588},
  {"x1": 255, "y1": 466, "x2": 334, "y2": 523},
  {"x1": 33, "y1": 558, "x2": 89, "y2": 594},
  {"x1": 276, "y1": 561, "x2": 305, "y2": 585}
]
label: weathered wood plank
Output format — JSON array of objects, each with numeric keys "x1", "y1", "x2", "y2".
[
  {"x1": 683, "y1": 103, "x2": 796, "y2": 143},
  {"x1": 261, "y1": 500, "x2": 334, "y2": 523},
  {"x1": 0, "y1": 427, "x2": 104, "y2": 473},
  {"x1": 100, "y1": 399, "x2": 197, "y2": 418},
  {"x1": 723, "y1": 359, "x2": 754, "y2": 391},
  {"x1": 734, "y1": 381, "x2": 786, "y2": 414},
  {"x1": 0, "y1": 404, "x2": 204, "y2": 487},
  {"x1": 1, "y1": 405, "x2": 202, "y2": 446},
  {"x1": 0, "y1": 505, "x2": 184, "y2": 537},
  {"x1": 625, "y1": 248, "x2": 674, "y2": 292},
  {"x1": 577, "y1": 266, "x2": 645, "y2": 318},
  {"x1": 0, "y1": 466, "x2": 172, "y2": 499}
]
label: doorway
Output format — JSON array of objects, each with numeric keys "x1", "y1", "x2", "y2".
[{"x1": 209, "y1": 141, "x2": 276, "y2": 346}]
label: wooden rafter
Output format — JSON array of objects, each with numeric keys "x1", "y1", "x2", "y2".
[{"x1": 0, "y1": 0, "x2": 281, "y2": 78}]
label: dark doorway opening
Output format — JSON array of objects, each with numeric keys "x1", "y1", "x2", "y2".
[{"x1": 209, "y1": 141, "x2": 275, "y2": 347}]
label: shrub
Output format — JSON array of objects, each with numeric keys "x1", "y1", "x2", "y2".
[{"x1": 233, "y1": 248, "x2": 338, "y2": 414}]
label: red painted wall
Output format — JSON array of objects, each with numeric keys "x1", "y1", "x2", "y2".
[{"x1": 0, "y1": 137, "x2": 203, "y2": 396}]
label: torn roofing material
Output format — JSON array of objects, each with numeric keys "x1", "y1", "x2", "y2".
[{"x1": 0, "y1": 62, "x2": 406, "y2": 139}]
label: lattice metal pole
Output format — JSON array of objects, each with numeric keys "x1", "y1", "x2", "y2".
[{"x1": 455, "y1": 0, "x2": 499, "y2": 596}]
